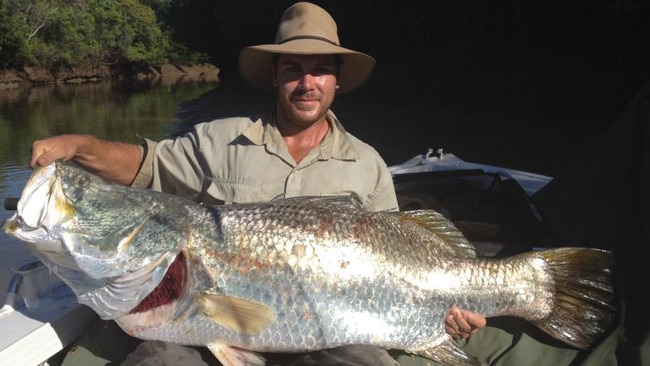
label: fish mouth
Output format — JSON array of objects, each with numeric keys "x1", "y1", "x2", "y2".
[
  {"x1": 2, "y1": 163, "x2": 66, "y2": 244},
  {"x1": 17, "y1": 163, "x2": 58, "y2": 227}
]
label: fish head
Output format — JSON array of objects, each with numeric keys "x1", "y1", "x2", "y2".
[{"x1": 3, "y1": 161, "x2": 182, "y2": 319}]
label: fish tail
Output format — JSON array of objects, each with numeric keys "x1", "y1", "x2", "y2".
[{"x1": 530, "y1": 247, "x2": 616, "y2": 349}]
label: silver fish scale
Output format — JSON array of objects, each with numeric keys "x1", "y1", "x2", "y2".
[
  {"x1": 147, "y1": 198, "x2": 497, "y2": 352},
  {"x1": 112, "y1": 196, "x2": 548, "y2": 353},
  {"x1": 50, "y1": 163, "x2": 555, "y2": 351}
]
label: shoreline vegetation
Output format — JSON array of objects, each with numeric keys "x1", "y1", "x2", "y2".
[{"x1": 0, "y1": 63, "x2": 220, "y2": 90}]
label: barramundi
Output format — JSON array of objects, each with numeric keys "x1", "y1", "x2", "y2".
[{"x1": 2, "y1": 161, "x2": 616, "y2": 366}]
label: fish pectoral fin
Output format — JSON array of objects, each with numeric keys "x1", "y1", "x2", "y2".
[
  {"x1": 206, "y1": 342, "x2": 265, "y2": 366},
  {"x1": 410, "y1": 335, "x2": 480, "y2": 366},
  {"x1": 198, "y1": 293, "x2": 275, "y2": 335}
]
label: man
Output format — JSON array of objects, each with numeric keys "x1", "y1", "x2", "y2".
[{"x1": 31, "y1": 2, "x2": 485, "y2": 365}]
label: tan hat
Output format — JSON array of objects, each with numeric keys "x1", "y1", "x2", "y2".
[{"x1": 238, "y1": 2, "x2": 375, "y2": 95}]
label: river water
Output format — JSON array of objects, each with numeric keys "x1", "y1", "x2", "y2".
[{"x1": 0, "y1": 80, "x2": 220, "y2": 302}]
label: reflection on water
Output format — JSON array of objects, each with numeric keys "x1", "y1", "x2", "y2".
[{"x1": 0, "y1": 80, "x2": 219, "y2": 300}]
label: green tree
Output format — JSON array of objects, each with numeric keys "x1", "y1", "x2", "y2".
[
  {"x1": 0, "y1": 2, "x2": 29, "y2": 67},
  {"x1": 0, "y1": 0, "x2": 205, "y2": 70},
  {"x1": 30, "y1": 1, "x2": 99, "y2": 67},
  {"x1": 91, "y1": 0, "x2": 169, "y2": 65},
  {"x1": 0, "y1": 0, "x2": 57, "y2": 66}
]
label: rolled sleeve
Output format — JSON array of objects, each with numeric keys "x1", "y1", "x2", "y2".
[{"x1": 130, "y1": 138, "x2": 157, "y2": 188}]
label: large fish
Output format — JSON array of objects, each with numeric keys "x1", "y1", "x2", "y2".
[{"x1": 2, "y1": 161, "x2": 615, "y2": 366}]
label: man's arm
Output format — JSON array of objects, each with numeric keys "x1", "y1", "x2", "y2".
[{"x1": 30, "y1": 134, "x2": 142, "y2": 185}]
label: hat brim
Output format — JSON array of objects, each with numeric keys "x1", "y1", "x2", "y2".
[{"x1": 238, "y1": 39, "x2": 375, "y2": 95}]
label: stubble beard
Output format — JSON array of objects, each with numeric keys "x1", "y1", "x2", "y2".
[{"x1": 277, "y1": 94, "x2": 329, "y2": 130}]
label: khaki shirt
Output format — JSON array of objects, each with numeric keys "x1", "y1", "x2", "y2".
[{"x1": 132, "y1": 110, "x2": 398, "y2": 212}]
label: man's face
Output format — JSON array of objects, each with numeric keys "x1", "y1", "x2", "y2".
[{"x1": 273, "y1": 54, "x2": 339, "y2": 127}]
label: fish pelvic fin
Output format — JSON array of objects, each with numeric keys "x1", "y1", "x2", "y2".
[
  {"x1": 197, "y1": 293, "x2": 276, "y2": 335},
  {"x1": 206, "y1": 342, "x2": 265, "y2": 366},
  {"x1": 408, "y1": 335, "x2": 479, "y2": 366},
  {"x1": 530, "y1": 247, "x2": 617, "y2": 349},
  {"x1": 398, "y1": 209, "x2": 477, "y2": 258}
]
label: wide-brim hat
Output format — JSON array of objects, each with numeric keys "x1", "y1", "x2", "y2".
[{"x1": 238, "y1": 2, "x2": 375, "y2": 95}]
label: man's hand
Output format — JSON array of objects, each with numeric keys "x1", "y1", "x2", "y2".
[
  {"x1": 29, "y1": 134, "x2": 142, "y2": 185},
  {"x1": 445, "y1": 307, "x2": 487, "y2": 340},
  {"x1": 30, "y1": 134, "x2": 85, "y2": 168}
]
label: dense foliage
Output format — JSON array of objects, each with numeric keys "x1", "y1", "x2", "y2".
[{"x1": 0, "y1": 0, "x2": 206, "y2": 69}]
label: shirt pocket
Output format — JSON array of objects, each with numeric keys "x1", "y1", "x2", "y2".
[{"x1": 205, "y1": 178, "x2": 268, "y2": 205}]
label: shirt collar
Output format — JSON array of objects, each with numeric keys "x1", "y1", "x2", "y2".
[{"x1": 241, "y1": 110, "x2": 360, "y2": 161}]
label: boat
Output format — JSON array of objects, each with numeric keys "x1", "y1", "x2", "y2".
[
  {"x1": 0, "y1": 148, "x2": 553, "y2": 366},
  {"x1": 388, "y1": 148, "x2": 553, "y2": 256}
]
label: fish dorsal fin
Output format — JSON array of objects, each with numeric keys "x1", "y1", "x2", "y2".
[
  {"x1": 197, "y1": 293, "x2": 275, "y2": 335},
  {"x1": 398, "y1": 209, "x2": 477, "y2": 258},
  {"x1": 272, "y1": 194, "x2": 365, "y2": 209}
]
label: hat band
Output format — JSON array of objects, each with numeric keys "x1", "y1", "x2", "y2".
[{"x1": 279, "y1": 35, "x2": 339, "y2": 46}]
